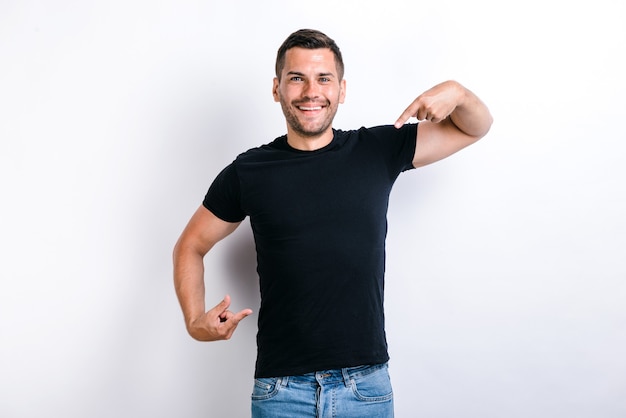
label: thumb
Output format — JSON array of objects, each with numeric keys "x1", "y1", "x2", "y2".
[{"x1": 230, "y1": 308, "x2": 254, "y2": 325}]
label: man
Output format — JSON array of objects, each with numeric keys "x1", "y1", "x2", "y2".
[{"x1": 173, "y1": 29, "x2": 492, "y2": 417}]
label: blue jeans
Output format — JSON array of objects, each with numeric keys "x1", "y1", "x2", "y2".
[{"x1": 251, "y1": 363, "x2": 394, "y2": 417}]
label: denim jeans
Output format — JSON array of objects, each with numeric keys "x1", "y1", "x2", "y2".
[{"x1": 251, "y1": 363, "x2": 394, "y2": 417}]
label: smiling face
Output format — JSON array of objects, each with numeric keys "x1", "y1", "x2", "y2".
[{"x1": 272, "y1": 47, "x2": 346, "y2": 150}]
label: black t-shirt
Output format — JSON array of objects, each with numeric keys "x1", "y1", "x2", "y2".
[{"x1": 204, "y1": 124, "x2": 417, "y2": 378}]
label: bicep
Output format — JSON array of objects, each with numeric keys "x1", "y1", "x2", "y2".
[
  {"x1": 175, "y1": 205, "x2": 242, "y2": 257},
  {"x1": 412, "y1": 119, "x2": 481, "y2": 168}
]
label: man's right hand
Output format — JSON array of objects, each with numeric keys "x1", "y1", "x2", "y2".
[{"x1": 187, "y1": 295, "x2": 253, "y2": 341}]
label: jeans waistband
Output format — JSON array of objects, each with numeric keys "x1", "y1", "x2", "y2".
[{"x1": 280, "y1": 363, "x2": 388, "y2": 387}]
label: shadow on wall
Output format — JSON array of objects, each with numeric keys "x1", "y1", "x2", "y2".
[{"x1": 223, "y1": 219, "x2": 260, "y2": 312}]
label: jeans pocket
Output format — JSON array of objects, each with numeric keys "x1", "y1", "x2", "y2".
[
  {"x1": 350, "y1": 368, "x2": 393, "y2": 402},
  {"x1": 251, "y1": 377, "x2": 282, "y2": 401}
]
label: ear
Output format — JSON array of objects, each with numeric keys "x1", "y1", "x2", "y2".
[
  {"x1": 339, "y1": 78, "x2": 347, "y2": 104},
  {"x1": 272, "y1": 77, "x2": 280, "y2": 102}
]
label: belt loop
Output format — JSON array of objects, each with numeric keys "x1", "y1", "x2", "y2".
[
  {"x1": 280, "y1": 376, "x2": 289, "y2": 387},
  {"x1": 341, "y1": 367, "x2": 352, "y2": 388}
]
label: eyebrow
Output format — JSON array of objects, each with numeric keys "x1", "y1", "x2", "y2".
[{"x1": 286, "y1": 71, "x2": 336, "y2": 78}]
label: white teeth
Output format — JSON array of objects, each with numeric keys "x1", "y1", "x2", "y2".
[{"x1": 299, "y1": 106, "x2": 322, "y2": 111}]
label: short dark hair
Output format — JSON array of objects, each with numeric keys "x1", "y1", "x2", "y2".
[{"x1": 275, "y1": 29, "x2": 344, "y2": 80}]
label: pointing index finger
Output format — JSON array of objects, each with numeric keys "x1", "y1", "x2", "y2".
[
  {"x1": 394, "y1": 100, "x2": 419, "y2": 129},
  {"x1": 394, "y1": 109, "x2": 411, "y2": 129},
  {"x1": 212, "y1": 294, "x2": 231, "y2": 314}
]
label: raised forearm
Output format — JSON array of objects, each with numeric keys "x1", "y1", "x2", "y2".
[
  {"x1": 448, "y1": 81, "x2": 493, "y2": 139},
  {"x1": 396, "y1": 80, "x2": 493, "y2": 168}
]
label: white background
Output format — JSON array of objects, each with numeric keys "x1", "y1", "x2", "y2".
[{"x1": 1, "y1": 1, "x2": 625, "y2": 417}]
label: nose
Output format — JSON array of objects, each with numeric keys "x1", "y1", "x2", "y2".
[{"x1": 302, "y1": 80, "x2": 320, "y2": 99}]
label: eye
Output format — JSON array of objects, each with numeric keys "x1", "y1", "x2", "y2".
[
  {"x1": 290, "y1": 76, "x2": 303, "y2": 82},
  {"x1": 319, "y1": 77, "x2": 331, "y2": 83}
]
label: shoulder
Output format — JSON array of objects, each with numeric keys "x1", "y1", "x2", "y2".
[
  {"x1": 335, "y1": 124, "x2": 417, "y2": 142},
  {"x1": 234, "y1": 136, "x2": 289, "y2": 164},
  {"x1": 361, "y1": 124, "x2": 418, "y2": 138},
  {"x1": 335, "y1": 125, "x2": 418, "y2": 150}
]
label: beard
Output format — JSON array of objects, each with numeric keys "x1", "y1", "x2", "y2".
[{"x1": 278, "y1": 94, "x2": 340, "y2": 138}]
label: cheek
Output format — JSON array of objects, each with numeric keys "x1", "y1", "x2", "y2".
[{"x1": 276, "y1": 85, "x2": 297, "y2": 103}]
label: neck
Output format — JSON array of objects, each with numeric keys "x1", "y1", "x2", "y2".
[{"x1": 286, "y1": 129, "x2": 334, "y2": 151}]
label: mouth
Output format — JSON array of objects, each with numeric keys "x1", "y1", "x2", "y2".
[
  {"x1": 297, "y1": 105, "x2": 323, "y2": 111},
  {"x1": 294, "y1": 101, "x2": 327, "y2": 114}
]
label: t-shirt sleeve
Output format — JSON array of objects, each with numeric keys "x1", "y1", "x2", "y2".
[
  {"x1": 394, "y1": 123, "x2": 418, "y2": 172},
  {"x1": 362, "y1": 123, "x2": 418, "y2": 175},
  {"x1": 202, "y1": 163, "x2": 247, "y2": 223}
]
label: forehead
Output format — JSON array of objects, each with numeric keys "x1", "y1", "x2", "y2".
[{"x1": 282, "y1": 47, "x2": 338, "y2": 74}]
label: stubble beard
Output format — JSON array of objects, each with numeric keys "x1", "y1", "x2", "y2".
[{"x1": 279, "y1": 95, "x2": 339, "y2": 139}]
